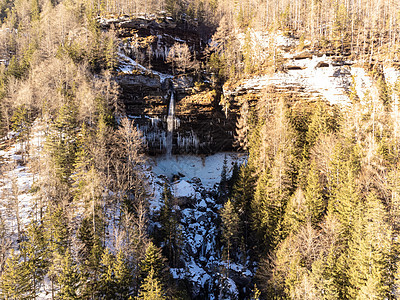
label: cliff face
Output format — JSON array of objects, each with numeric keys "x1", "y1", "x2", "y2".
[
  {"x1": 103, "y1": 17, "x2": 400, "y2": 155},
  {"x1": 101, "y1": 16, "x2": 236, "y2": 155}
]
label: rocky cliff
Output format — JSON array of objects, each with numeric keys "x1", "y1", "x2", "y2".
[
  {"x1": 100, "y1": 16, "x2": 236, "y2": 155},
  {"x1": 102, "y1": 17, "x2": 400, "y2": 155}
]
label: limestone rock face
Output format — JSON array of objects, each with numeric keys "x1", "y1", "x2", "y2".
[{"x1": 108, "y1": 16, "x2": 236, "y2": 155}]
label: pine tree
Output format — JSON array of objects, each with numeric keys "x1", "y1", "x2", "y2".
[
  {"x1": 137, "y1": 268, "x2": 166, "y2": 300},
  {"x1": 78, "y1": 215, "x2": 103, "y2": 298},
  {"x1": 0, "y1": 250, "x2": 30, "y2": 299},
  {"x1": 114, "y1": 250, "x2": 131, "y2": 298},
  {"x1": 105, "y1": 31, "x2": 118, "y2": 71},
  {"x1": 231, "y1": 163, "x2": 255, "y2": 250},
  {"x1": 250, "y1": 284, "x2": 261, "y2": 300},
  {"x1": 30, "y1": 0, "x2": 40, "y2": 22},
  {"x1": 235, "y1": 100, "x2": 250, "y2": 151},
  {"x1": 282, "y1": 187, "x2": 307, "y2": 235},
  {"x1": 81, "y1": 240, "x2": 103, "y2": 299},
  {"x1": 348, "y1": 192, "x2": 392, "y2": 299},
  {"x1": 19, "y1": 221, "x2": 50, "y2": 299},
  {"x1": 46, "y1": 102, "x2": 78, "y2": 184},
  {"x1": 329, "y1": 160, "x2": 360, "y2": 239},
  {"x1": 99, "y1": 248, "x2": 116, "y2": 298},
  {"x1": 56, "y1": 250, "x2": 80, "y2": 300},
  {"x1": 304, "y1": 160, "x2": 325, "y2": 227},
  {"x1": 263, "y1": 149, "x2": 296, "y2": 248},
  {"x1": 221, "y1": 199, "x2": 239, "y2": 268},
  {"x1": 10, "y1": 104, "x2": 32, "y2": 162},
  {"x1": 310, "y1": 245, "x2": 345, "y2": 300},
  {"x1": 252, "y1": 170, "x2": 276, "y2": 250},
  {"x1": 47, "y1": 205, "x2": 71, "y2": 296},
  {"x1": 219, "y1": 155, "x2": 229, "y2": 199},
  {"x1": 140, "y1": 242, "x2": 168, "y2": 284},
  {"x1": 305, "y1": 101, "x2": 339, "y2": 155},
  {"x1": 48, "y1": 205, "x2": 70, "y2": 255},
  {"x1": 159, "y1": 183, "x2": 181, "y2": 267}
]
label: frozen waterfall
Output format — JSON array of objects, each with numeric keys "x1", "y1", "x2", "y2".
[{"x1": 166, "y1": 92, "x2": 175, "y2": 156}]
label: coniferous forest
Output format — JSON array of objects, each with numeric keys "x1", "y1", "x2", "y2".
[{"x1": 1, "y1": 0, "x2": 400, "y2": 299}]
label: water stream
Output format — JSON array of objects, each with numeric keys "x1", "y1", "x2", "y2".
[{"x1": 166, "y1": 92, "x2": 175, "y2": 156}]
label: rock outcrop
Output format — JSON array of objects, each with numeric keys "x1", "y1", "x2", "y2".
[{"x1": 106, "y1": 16, "x2": 236, "y2": 155}]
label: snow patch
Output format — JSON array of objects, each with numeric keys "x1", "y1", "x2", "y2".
[
  {"x1": 118, "y1": 51, "x2": 173, "y2": 83},
  {"x1": 172, "y1": 180, "x2": 195, "y2": 198},
  {"x1": 149, "y1": 153, "x2": 246, "y2": 189},
  {"x1": 187, "y1": 258, "x2": 211, "y2": 287},
  {"x1": 351, "y1": 67, "x2": 375, "y2": 101}
]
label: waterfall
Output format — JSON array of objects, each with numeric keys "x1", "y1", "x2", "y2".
[{"x1": 166, "y1": 92, "x2": 175, "y2": 155}]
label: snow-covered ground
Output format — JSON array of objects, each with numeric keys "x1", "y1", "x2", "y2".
[
  {"x1": 0, "y1": 120, "x2": 46, "y2": 237},
  {"x1": 226, "y1": 55, "x2": 354, "y2": 106},
  {"x1": 118, "y1": 51, "x2": 173, "y2": 83},
  {"x1": 149, "y1": 153, "x2": 246, "y2": 189},
  {"x1": 145, "y1": 152, "x2": 252, "y2": 298},
  {"x1": 146, "y1": 152, "x2": 246, "y2": 212},
  {"x1": 224, "y1": 29, "x2": 400, "y2": 107}
]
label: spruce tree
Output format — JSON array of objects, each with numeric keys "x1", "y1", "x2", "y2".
[
  {"x1": 0, "y1": 250, "x2": 30, "y2": 299},
  {"x1": 99, "y1": 249, "x2": 116, "y2": 299},
  {"x1": 159, "y1": 183, "x2": 180, "y2": 266},
  {"x1": 48, "y1": 205, "x2": 70, "y2": 255},
  {"x1": 282, "y1": 187, "x2": 307, "y2": 235},
  {"x1": 140, "y1": 242, "x2": 168, "y2": 284},
  {"x1": 329, "y1": 161, "x2": 360, "y2": 240},
  {"x1": 305, "y1": 101, "x2": 339, "y2": 153},
  {"x1": 231, "y1": 163, "x2": 255, "y2": 250},
  {"x1": 19, "y1": 221, "x2": 50, "y2": 298},
  {"x1": 57, "y1": 250, "x2": 80, "y2": 300},
  {"x1": 348, "y1": 192, "x2": 392, "y2": 299},
  {"x1": 251, "y1": 170, "x2": 275, "y2": 251},
  {"x1": 137, "y1": 268, "x2": 166, "y2": 300},
  {"x1": 221, "y1": 199, "x2": 239, "y2": 268},
  {"x1": 46, "y1": 102, "x2": 78, "y2": 184},
  {"x1": 219, "y1": 155, "x2": 229, "y2": 199},
  {"x1": 304, "y1": 160, "x2": 325, "y2": 227},
  {"x1": 235, "y1": 100, "x2": 250, "y2": 151},
  {"x1": 114, "y1": 250, "x2": 131, "y2": 299}
]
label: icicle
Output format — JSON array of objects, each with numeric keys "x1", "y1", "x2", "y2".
[{"x1": 176, "y1": 130, "x2": 200, "y2": 152}]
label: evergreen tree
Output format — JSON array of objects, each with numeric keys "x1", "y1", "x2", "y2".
[
  {"x1": 10, "y1": 104, "x2": 32, "y2": 162},
  {"x1": 252, "y1": 170, "x2": 276, "y2": 251},
  {"x1": 0, "y1": 250, "x2": 30, "y2": 299},
  {"x1": 348, "y1": 192, "x2": 392, "y2": 299},
  {"x1": 329, "y1": 161, "x2": 360, "y2": 239},
  {"x1": 159, "y1": 183, "x2": 180, "y2": 266},
  {"x1": 140, "y1": 242, "x2": 168, "y2": 284},
  {"x1": 105, "y1": 31, "x2": 118, "y2": 71},
  {"x1": 78, "y1": 216, "x2": 103, "y2": 299},
  {"x1": 19, "y1": 221, "x2": 50, "y2": 299},
  {"x1": 221, "y1": 199, "x2": 240, "y2": 267},
  {"x1": 56, "y1": 250, "x2": 81, "y2": 300},
  {"x1": 47, "y1": 205, "x2": 71, "y2": 296},
  {"x1": 219, "y1": 155, "x2": 229, "y2": 199},
  {"x1": 48, "y1": 205, "x2": 70, "y2": 255},
  {"x1": 304, "y1": 160, "x2": 325, "y2": 227},
  {"x1": 46, "y1": 102, "x2": 78, "y2": 184},
  {"x1": 250, "y1": 284, "x2": 261, "y2": 300},
  {"x1": 137, "y1": 268, "x2": 166, "y2": 300},
  {"x1": 305, "y1": 101, "x2": 339, "y2": 155},
  {"x1": 99, "y1": 249, "x2": 116, "y2": 299},
  {"x1": 30, "y1": 0, "x2": 40, "y2": 22},
  {"x1": 231, "y1": 163, "x2": 255, "y2": 250},
  {"x1": 282, "y1": 187, "x2": 307, "y2": 235},
  {"x1": 114, "y1": 250, "x2": 131, "y2": 298}
]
